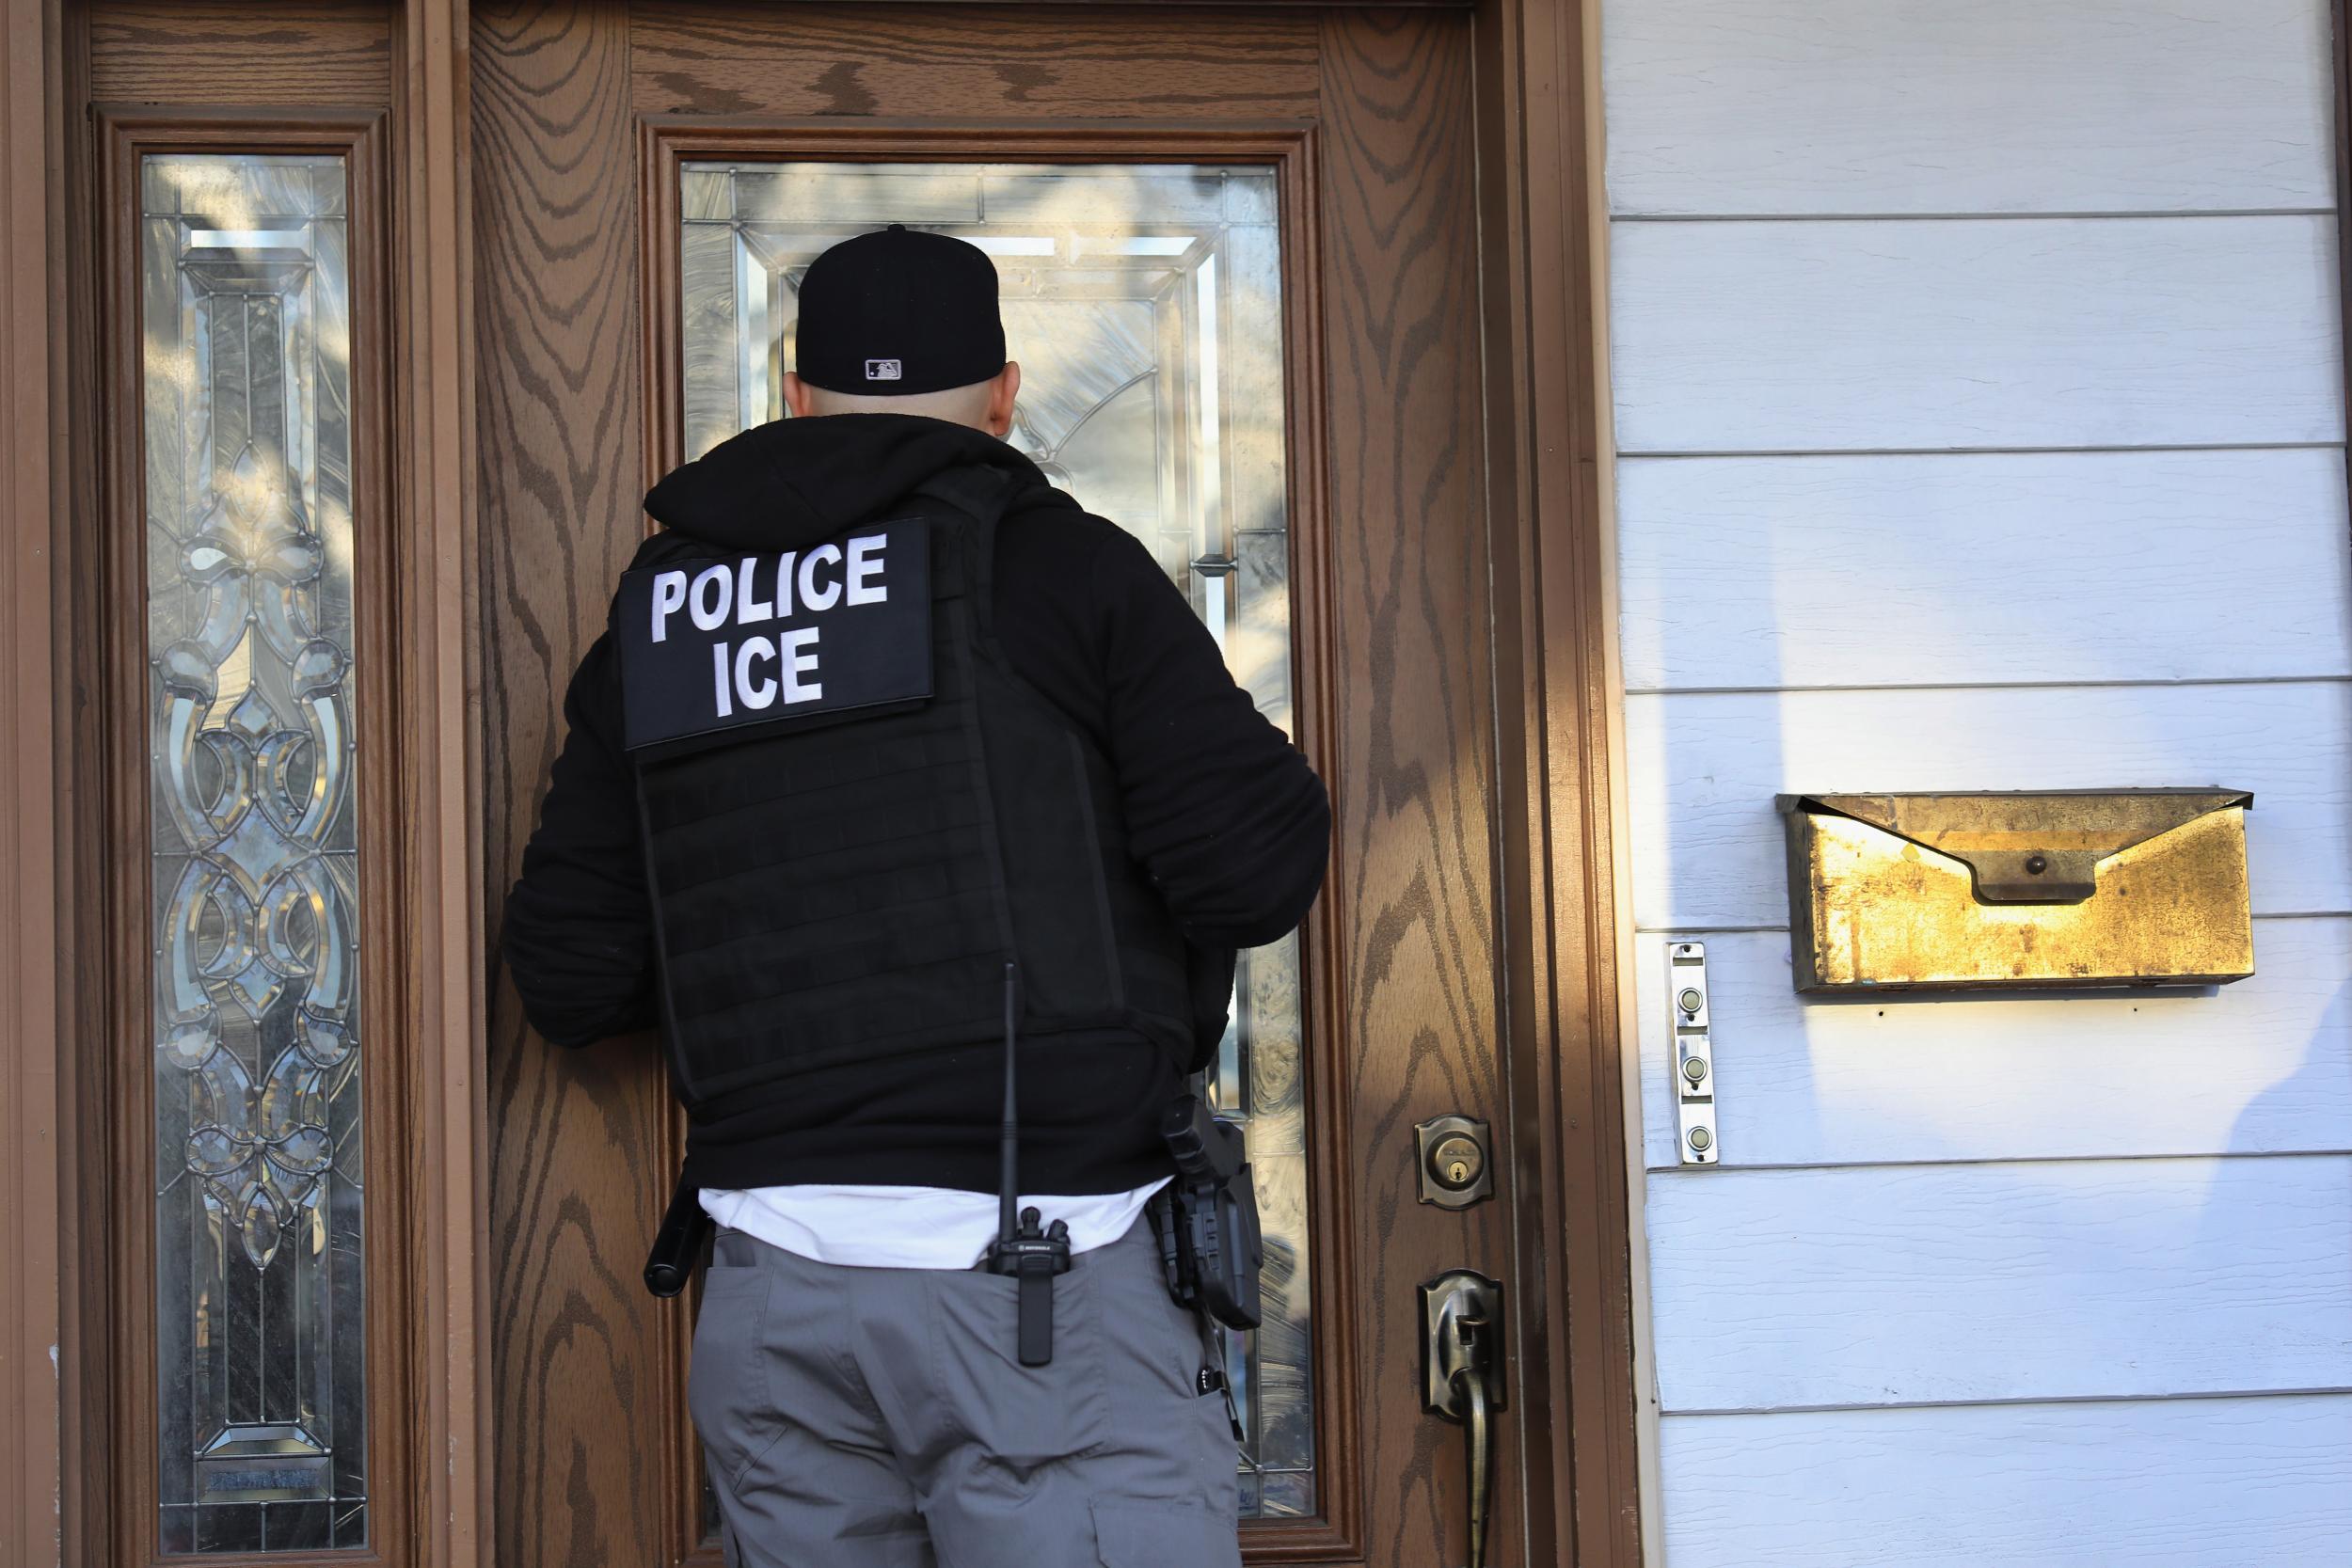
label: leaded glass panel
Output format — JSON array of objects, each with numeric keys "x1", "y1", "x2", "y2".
[
  {"x1": 141, "y1": 152, "x2": 368, "y2": 1555},
  {"x1": 679, "y1": 161, "x2": 1312, "y2": 1517}
]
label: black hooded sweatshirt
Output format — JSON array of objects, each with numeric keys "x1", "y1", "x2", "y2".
[{"x1": 501, "y1": 414, "x2": 1330, "y2": 1195}]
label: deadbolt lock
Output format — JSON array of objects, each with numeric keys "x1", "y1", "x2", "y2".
[
  {"x1": 1432, "y1": 1135, "x2": 1483, "y2": 1188},
  {"x1": 1414, "y1": 1115, "x2": 1495, "y2": 1209}
]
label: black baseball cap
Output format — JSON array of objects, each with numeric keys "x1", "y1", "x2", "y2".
[{"x1": 793, "y1": 224, "x2": 1008, "y2": 396}]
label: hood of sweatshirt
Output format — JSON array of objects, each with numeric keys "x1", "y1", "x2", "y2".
[{"x1": 641, "y1": 412, "x2": 1068, "y2": 552}]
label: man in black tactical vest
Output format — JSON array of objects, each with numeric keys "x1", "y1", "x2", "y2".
[{"x1": 503, "y1": 223, "x2": 1330, "y2": 1568}]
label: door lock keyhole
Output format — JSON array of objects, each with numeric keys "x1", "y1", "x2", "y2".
[
  {"x1": 1430, "y1": 1135, "x2": 1483, "y2": 1190},
  {"x1": 1414, "y1": 1115, "x2": 1495, "y2": 1209}
]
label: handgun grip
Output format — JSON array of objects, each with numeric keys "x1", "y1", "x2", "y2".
[
  {"x1": 644, "y1": 1179, "x2": 709, "y2": 1299},
  {"x1": 1162, "y1": 1095, "x2": 1245, "y2": 1182}
]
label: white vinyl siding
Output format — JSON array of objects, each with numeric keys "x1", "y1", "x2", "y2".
[
  {"x1": 1611, "y1": 215, "x2": 2344, "y2": 453},
  {"x1": 1618, "y1": 449, "x2": 2352, "y2": 689},
  {"x1": 1648, "y1": 1156, "x2": 2352, "y2": 1410},
  {"x1": 1660, "y1": 1397, "x2": 2352, "y2": 1568},
  {"x1": 1606, "y1": 1, "x2": 2334, "y2": 217},
  {"x1": 1600, "y1": 2, "x2": 2352, "y2": 1562}
]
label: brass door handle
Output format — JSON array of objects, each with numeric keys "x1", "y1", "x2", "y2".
[{"x1": 1420, "y1": 1269, "x2": 1504, "y2": 1568}]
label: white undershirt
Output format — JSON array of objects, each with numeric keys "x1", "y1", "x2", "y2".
[{"x1": 700, "y1": 1178, "x2": 1169, "y2": 1269}]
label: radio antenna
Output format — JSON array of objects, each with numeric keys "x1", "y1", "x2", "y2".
[{"x1": 997, "y1": 961, "x2": 1019, "y2": 1243}]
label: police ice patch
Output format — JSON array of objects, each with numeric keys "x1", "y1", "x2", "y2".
[{"x1": 614, "y1": 516, "x2": 931, "y2": 752}]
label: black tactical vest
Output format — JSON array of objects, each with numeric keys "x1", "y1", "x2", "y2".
[{"x1": 616, "y1": 465, "x2": 1195, "y2": 1128}]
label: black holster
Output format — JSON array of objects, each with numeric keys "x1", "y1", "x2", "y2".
[{"x1": 1148, "y1": 1095, "x2": 1263, "y2": 1331}]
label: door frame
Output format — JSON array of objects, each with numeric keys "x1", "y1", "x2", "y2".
[
  {"x1": 1, "y1": 2, "x2": 1638, "y2": 1565},
  {"x1": 1466, "y1": 3, "x2": 1647, "y2": 1560},
  {"x1": 8, "y1": 2, "x2": 489, "y2": 1563},
  {"x1": 87, "y1": 101, "x2": 406, "y2": 1563}
]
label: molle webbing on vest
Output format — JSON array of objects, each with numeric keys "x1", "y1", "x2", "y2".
[{"x1": 633, "y1": 465, "x2": 1193, "y2": 1119}]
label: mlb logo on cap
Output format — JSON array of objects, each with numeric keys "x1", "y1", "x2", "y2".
[{"x1": 866, "y1": 358, "x2": 902, "y2": 382}]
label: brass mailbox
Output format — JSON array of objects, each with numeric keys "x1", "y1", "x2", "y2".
[{"x1": 1778, "y1": 790, "x2": 2255, "y2": 993}]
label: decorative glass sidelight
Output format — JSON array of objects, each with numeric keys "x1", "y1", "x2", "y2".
[
  {"x1": 680, "y1": 161, "x2": 1313, "y2": 1516},
  {"x1": 140, "y1": 152, "x2": 367, "y2": 1554}
]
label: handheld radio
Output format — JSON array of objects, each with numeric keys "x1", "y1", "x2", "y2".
[{"x1": 983, "y1": 962, "x2": 1072, "y2": 1365}]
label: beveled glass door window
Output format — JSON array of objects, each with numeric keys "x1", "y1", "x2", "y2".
[
  {"x1": 140, "y1": 150, "x2": 368, "y2": 1555},
  {"x1": 679, "y1": 161, "x2": 1313, "y2": 1517}
]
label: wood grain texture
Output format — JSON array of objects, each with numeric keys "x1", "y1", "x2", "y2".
[
  {"x1": 1470, "y1": 0, "x2": 1645, "y2": 1560},
  {"x1": 1623, "y1": 681, "x2": 2352, "y2": 930},
  {"x1": 1314, "y1": 9, "x2": 1515, "y2": 1563},
  {"x1": 1608, "y1": 214, "x2": 2344, "y2": 453},
  {"x1": 1647, "y1": 1154, "x2": 2352, "y2": 1411},
  {"x1": 395, "y1": 3, "x2": 494, "y2": 1563},
  {"x1": 631, "y1": 3, "x2": 1319, "y2": 120},
  {"x1": 1659, "y1": 1394, "x2": 2352, "y2": 1567},
  {"x1": 473, "y1": 5, "x2": 668, "y2": 1567},
  {"x1": 90, "y1": 0, "x2": 392, "y2": 106},
  {"x1": 1602, "y1": 0, "x2": 2335, "y2": 216},
  {"x1": 0, "y1": 3, "x2": 64, "y2": 1562},
  {"x1": 48, "y1": 5, "x2": 105, "y2": 1558},
  {"x1": 1616, "y1": 448, "x2": 2352, "y2": 691},
  {"x1": 1634, "y1": 920, "x2": 2352, "y2": 1170}
]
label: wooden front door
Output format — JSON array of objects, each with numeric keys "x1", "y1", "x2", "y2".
[{"x1": 474, "y1": 5, "x2": 1556, "y2": 1566}]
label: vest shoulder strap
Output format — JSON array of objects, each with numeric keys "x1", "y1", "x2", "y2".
[
  {"x1": 913, "y1": 460, "x2": 1025, "y2": 524},
  {"x1": 912, "y1": 463, "x2": 1026, "y2": 642}
]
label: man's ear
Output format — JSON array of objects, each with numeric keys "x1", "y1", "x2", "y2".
[
  {"x1": 986, "y1": 361, "x2": 1022, "y2": 438},
  {"x1": 783, "y1": 371, "x2": 814, "y2": 420}
]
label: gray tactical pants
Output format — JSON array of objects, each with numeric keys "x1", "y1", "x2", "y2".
[{"x1": 690, "y1": 1215, "x2": 1243, "y2": 1568}]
